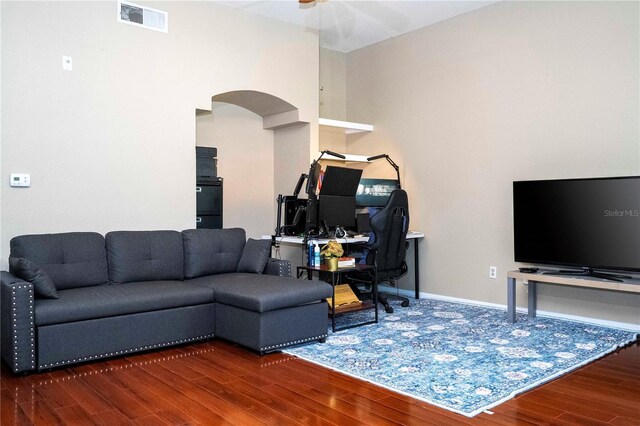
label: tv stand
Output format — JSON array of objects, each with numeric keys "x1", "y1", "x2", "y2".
[
  {"x1": 543, "y1": 267, "x2": 632, "y2": 283},
  {"x1": 506, "y1": 269, "x2": 640, "y2": 323}
]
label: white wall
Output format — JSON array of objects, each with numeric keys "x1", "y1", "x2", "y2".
[
  {"x1": 320, "y1": 48, "x2": 347, "y2": 120},
  {"x1": 196, "y1": 104, "x2": 274, "y2": 238},
  {"x1": 346, "y1": 1, "x2": 640, "y2": 323},
  {"x1": 0, "y1": 1, "x2": 318, "y2": 265}
]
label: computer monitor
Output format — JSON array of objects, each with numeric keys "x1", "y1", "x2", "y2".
[
  {"x1": 356, "y1": 178, "x2": 400, "y2": 207},
  {"x1": 318, "y1": 195, "x2": 356, "y2": 228},
  {"x1": 319, "y1": 166, "x2": 362, "y2": 197}
]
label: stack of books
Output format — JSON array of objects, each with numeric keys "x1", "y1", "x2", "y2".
[{"x1": 337, "y1": 256, "x2": 356, "y2": 268}]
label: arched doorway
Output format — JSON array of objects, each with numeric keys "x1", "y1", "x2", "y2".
[{"x1": 196, "y1": 90, "x2": 312, "y2": 237}]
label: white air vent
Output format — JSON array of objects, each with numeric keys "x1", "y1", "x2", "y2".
[{"x1": 118, "y1": 1, "x2": 167, "y2": 33}]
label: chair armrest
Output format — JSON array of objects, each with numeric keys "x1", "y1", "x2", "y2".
[
  {"x1": 263, "y1": 258, "x2": 291, "y2": 277},
  {"x1": 1, "y1": 271, "x2": 37, "y2": 373}
]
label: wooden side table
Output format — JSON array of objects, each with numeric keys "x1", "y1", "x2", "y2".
[
  {"x1": 297, "y1": 264, "x2": 378, "y2": 332},
  {"x1": 507, "y1": 269, "x2": 640, "y2": 323}
]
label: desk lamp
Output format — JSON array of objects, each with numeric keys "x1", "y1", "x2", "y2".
[{"x1": 366, "y1": 154, "x2": 402, "y2": 188}]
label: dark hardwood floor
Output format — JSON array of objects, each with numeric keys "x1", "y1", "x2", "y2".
[{"x1": 2, "y1": 339, "x2": 638, "y2": 425}]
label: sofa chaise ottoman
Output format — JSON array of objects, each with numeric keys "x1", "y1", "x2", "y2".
[{"x1": 1, "y1": 228, "x2": 332, "y2": 373}]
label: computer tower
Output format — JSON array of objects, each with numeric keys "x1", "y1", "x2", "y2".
[{"x1": 282, "y1": 197, "x2": 308, "y2": 235}]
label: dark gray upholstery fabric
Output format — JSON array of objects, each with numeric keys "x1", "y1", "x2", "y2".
[
  {"x1": 215, "y1": 302, "x2": 328, "y2": 352},
  {"x1": 264, "y1": 259, "x2": 292, "y2": 277},
  {"x1": 9, "y1": 257, "x2": 58, "y2": 298},
  {"x1": 237, "y1": 239, "x2": 272, "y2": 274},
  {"x1": 106, "y1": 231, "x2": 184, "y2": 283},
  {"x1": 188, "y1": 273, "x2": 332, "y2": 313},
  {"x1": 37, "y1": 304, "x2": 215, "y2": 369},
  {"x1": 1, "y1": 272, "x2": 37, "y2": 373},
  {"x1": 34, "y1": 280, "x2": 214, "y2": 326},
  {"x1": 182, "y1": 228, "x2": 246, "y2": 278},
  {"x1": 10, "y1": 232, "x2": 108, "y2": 290}
]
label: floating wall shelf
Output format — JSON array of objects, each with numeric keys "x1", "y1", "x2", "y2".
[{"x1": 319, "y1": 118, "x2": 373, "y2": 134}]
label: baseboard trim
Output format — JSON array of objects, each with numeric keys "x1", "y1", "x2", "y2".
[{"x1": 377, "y1": 284, "x2": 640, "y2": 332}]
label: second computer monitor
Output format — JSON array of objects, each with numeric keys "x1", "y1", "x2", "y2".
[
  {"x1": 318, "y1": 195, "x2": 356, "y2": 228},
  {"x1": 356, "y1": 178, "x2": 400, "y2": 207}
]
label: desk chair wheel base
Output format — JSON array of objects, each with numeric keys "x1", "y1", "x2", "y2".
[
  {"x1": 378, "y1": 293, "x2": 409, "y2": 313},
  {"x1": 379, "y1": 293, "x2": 410, "y2": 314}
]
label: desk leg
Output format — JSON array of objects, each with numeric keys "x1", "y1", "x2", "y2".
[
  {"x1": 507, "y1": 277, "x2": 516, "y2": 323},
  {"x1": 414, "y1": 239, "x2": 420, "y2": 299},
  {"x1": 528, "y1": 280, "x2": 537, "y2": 319},
  {"x1": 331, "y1": 272, "x2": 336, "y2": 333},
  {"x1": 374, "y1": 263, "x2": 379, "y2": 324}
]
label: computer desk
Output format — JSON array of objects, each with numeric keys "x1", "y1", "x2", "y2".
[{"x1": 269, "y1": 231, "x2": 425, "y2": 299}]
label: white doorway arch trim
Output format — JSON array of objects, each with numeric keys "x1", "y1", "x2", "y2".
[{"x1": 208, "y1": 90, "x2": 308, "y2": 130}]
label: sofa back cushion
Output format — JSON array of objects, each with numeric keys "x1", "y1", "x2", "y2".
[
  {"x1": 10, "y1": 232, "x2": 109, "y2": 290},
  {"x1": 182, "y1": 228, "x2": 246, "y2": 278},
  {"x1": 106, "y1": 231, "x2": 184, "y2": 284}
]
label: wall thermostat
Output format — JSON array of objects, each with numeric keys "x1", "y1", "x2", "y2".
[{"x1": 10, "y1": 173, "x2": 30, "y2": 187}]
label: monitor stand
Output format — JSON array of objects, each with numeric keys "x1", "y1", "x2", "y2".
[{"x1": 543, "y1": 267, "x2": 632, "y2": 283}]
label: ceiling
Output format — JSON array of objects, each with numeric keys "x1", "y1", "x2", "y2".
[{"x1": 215, "y1": 1, "x2": 497, "y2": 53}]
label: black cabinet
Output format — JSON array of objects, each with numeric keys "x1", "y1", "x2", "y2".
[
  {"x1": 196, "y1": 213, "x2": 222, "y2": 229},
  {"x1": 195, "y1": 147, "x2": 222, "y2": 229},
  {"x1": 196, "y1": 179, "x2": 223, "y2": 229},
  {"x1": 196, "y1": 183, "x2": 222, "y2": 213}
]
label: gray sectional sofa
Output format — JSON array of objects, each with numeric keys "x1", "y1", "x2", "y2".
[{"x1": 1, "y1": 228, "x2": 332, "y2": 373}]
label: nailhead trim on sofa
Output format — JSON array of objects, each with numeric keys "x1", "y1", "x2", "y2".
[
  {"x1": 38, "y1": 333, "x2": 215, "y2": 369},
  {"x1": 11, "y1": 284, "x2": 36, "y2": 372},
  {"x1": 260, "y1": 333, "x2": 328, "y2": 352}
]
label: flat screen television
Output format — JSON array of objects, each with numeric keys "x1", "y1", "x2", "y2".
[{"x1": 513, "y1": 176, "x2": 640, "y2": 280}]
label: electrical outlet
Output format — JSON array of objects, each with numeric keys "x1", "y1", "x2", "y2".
[
  {"x1": 63, "y1": 56, "x2": 72, "y2": 71},
  {"x1": 489, "y1": 266, "x2": 497, "y2": 279}
]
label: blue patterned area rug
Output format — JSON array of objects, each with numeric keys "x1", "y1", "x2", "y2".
[{"x1": 284, "y1": 298, "x2": 638, "y2": 417}]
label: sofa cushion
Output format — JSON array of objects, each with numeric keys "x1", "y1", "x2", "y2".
[
  {"x1": 106, "y1": 231, "x2": 184, "y2": 284},
  {"x1": 188, "y1": 273, "x2": 332, "y2": 313},
  {"x1": 9, "y1": 257, "x2": 59, "y2": 299},
  {"x1": 182, "y1": 228, "x2": 246, "y2": 278},
  {"x1": 34, "y1": 281, "x2": 214, "y2": 326},
  {"x1": 10, "y1": 232, "x2": 109, "y2": 290},
  {"x1": 237, "y1": 239, "x2": 271, "y2": 274}
]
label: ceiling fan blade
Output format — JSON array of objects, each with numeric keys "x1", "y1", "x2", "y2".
[
  {"x1": 349, "y1": 1, "x2": 410, "y2": 33},
  {"x1": 322, "y1": 2, "x2": 355, "y2": 40}
]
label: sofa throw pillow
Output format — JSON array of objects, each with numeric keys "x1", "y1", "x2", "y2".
[
  {"x1": 236, "y1": 239, "x2": 271, "y2": 274},
  {"x1": 9, "y1": 257, "x2": 59, "y2": 299}
]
